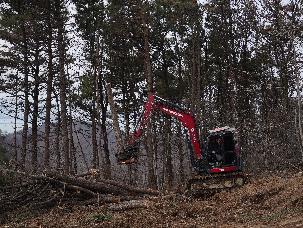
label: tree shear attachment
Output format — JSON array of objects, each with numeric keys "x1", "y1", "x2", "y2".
[{"x1": 116, "y1": 143, "x2": 139, "y2": 164}]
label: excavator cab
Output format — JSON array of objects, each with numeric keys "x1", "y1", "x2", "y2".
[
  {"x1": 188, "y1": 126, "x2": 245, "y2": 194},
  {"x1": 206, "y1": 127, "x2": 239, "y2": 169},
  {"x1": 190, "y1": 126, "x2": 241, "y2": 174}
]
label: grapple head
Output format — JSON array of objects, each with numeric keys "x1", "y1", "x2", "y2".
[{"x1": 116, "y1": 144, "x2": 139, "y2": 164}]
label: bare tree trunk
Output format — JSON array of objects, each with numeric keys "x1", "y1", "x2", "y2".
[
  {"x1": 73, "y1": 122, "x2": 89, "y2": 172},
  {"x1": 91, "y1": 45, "x2": 99, "y2": 169},
  {"x1": 141, "y1": 5, "x2": 157, "y2": 189},
  {"x1": 161, "y1": 47, "x2": 174, "y2": 190},
  {"x1": 69, "y1": 118, "x2": 77, "y2": 174},
  {"x1": 56, "y1": 0, "x2": 70, "y2": 174},
  {"x1": 100, "y1": 81, "x2": 111, "y2": 179},
  {"x1": 176, "y1": 124, "x2": 185, "y2": 186},
  {"x1": 44, "y1": 0, "x2": 54, "y2": 169},
  {"x1": 190, "y1": 4, "x2": 202, "y2": 122},
  {"x1": 94, "y1": 37, "x2": 108, "y2": 173},
  {"x1": 54, "y1": 91, "x2": 61, "y2": 170},
  {"x1": 67, "y1": 62, "x2": 77, "y2": 174},
  {"x1": 129, "y1": 87, "x2": 139, "y2": 186},
  {"x1": 20, "y1": 19, "x2": 30, "y2": 170},
  {"x1": 141, "y1": 7, "x2": 153, "y2": 93},
  {"x1": 143, "y1": 136, "x2": 157, "y2": 189},
  {"x1": 164, "y1": 119, "x2": 173, "y2": 190},
  {"x1": 122, "y1": 89, "x2": 130, "y2": 183},
  {"x1": 106, "y1": 82, "x2": 124, "y2": 155},
  {"x1": 14, "y1": 75, "x2": 18, "y2": 163},
  {"x1": 94, "y1": 38, "x2": 111, "y2": 178},
  {"x1": 122, "y1": 85, "x2": 134, "y2": 185},
  {"x1": 295, "y1": 53, "x2": 303, "y2": 162},
  {"x1": 175, "y1": 37, "x2": 186, "y2": 187},
  {"x1": 152, "y1": 120, "x2": 159, "y2": 189},
  {"x1": 31, "y1": 40, "x2": 40, "y2": 172},
  {"x1": 91, "y1": 106, "x2": 99, "y2": 169}
]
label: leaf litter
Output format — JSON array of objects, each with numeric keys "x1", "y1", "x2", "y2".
[{"x1": 1, "y1": 171, "x2": 303, "y2": 227}]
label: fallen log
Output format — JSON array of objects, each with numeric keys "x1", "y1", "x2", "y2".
[
  {"x1": 76, "y1": 195, "x2": 141, "y2": 206},
  {"x1": 1, "y1": 168, "x2": 160, "y2": 197},
  {"x1": 108, "y1": 200, "x2": 151, "y2": 211},
  {"x1": 45, "y1": 172, "x2": 128, "y2": 195},
  {"x1": 64, "y1": 184, "x2": 97, "y2": 197},
  {"x1": 46, "y1": 172, "x2": 160, "y2": 196},
  {"x1": 30, "y1": 196, "x2": 59, "y2": 209},
  {"x1": 95, "y1": 178, "x2": 160, "y2": 196}
]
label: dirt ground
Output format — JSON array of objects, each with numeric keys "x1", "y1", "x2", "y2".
[{"x1": 1, "y1": 171, "x2": 303, "y2": 228}]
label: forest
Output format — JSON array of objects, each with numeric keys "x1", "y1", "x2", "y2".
[
  {"x1": 0, "y1": 0, "x2": 303, "y2": 183},
  {"x1": 0, "y1": 0, "x2": 303, "y2": 226},
  {"x1": 0, "y1": 0, "x2": 303, "y2": 186}
]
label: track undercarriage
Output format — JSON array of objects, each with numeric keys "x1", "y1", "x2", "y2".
[{"x1": 186, "y1": 172, "x2": 247, "y2": 196}]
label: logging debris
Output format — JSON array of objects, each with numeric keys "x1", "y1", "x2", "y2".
[
  {"x1": 1, "y1": 168, "x2": 303, "y2": 227},
  {"x1": 0, "y1": 167, "x2": 159, "y2": 225}
]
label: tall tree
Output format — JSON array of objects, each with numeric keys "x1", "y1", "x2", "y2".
[
  {"x1": 55, "y1": 0, "x2": 70, "y2": 174},
  {"x1": 73, "y1": 0, "x2": 112, "y2": 175},
  {"x1": 0, "y1": 1, "x2": 32, "y2": 169},
  {"x1": 44, "y1": 0, "x2": 55, "y2": 169},
  {"x1": 141, "y1": 1, "x2": 158, "y2": 189},
  {"x1": 19, "y1": 3, "x2": 31, "y2": 170}
]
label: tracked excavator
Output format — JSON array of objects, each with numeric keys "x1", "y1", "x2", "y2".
[{"x1": 116, "y1": 93, "x2": 245, "y2": 193}]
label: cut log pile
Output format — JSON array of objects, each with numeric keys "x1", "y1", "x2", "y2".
[{"x1": 0, "y1": 167, "x2": 159, "y2": 223}]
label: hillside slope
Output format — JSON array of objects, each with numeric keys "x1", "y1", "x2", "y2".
[{"x1": 2, "y1": 170, "x2": 303, "y2": 227}]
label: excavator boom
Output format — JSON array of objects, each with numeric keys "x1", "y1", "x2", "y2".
[{"x1": 117, "y1": 93, "x2": 202, "y2": 163}]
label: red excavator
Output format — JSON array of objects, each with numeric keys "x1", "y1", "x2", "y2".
[{"x1": 116, "y1": 93, "x2": 245, "y2": 193}]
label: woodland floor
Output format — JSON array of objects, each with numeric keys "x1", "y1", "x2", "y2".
[{"x1": 1, "y1": 170, "x2": 303, "y2": 228}]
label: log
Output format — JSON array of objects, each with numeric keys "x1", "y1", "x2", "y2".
[
  {"x1": 44, "y1": 172, "x2": 126, "y2": 195},
  {"x1": 30, "y1": 196, "x2": 59, "y2": 209},
  {"x1": 1, "y1": 167, "x2": 162, "y2": 214},
  {"x1": 44, "y1": 171, "x2": 160, "y2": 196},
  {"x1": 108, "y1": 200, "x2": 151, "y2": 211},
  {"x1": 65, "y1": 184, "x2": 97, "y2": 197},
  {"x1": 78, "y1": 195, "x2": 140, "y2": 206},
  {"x1": 0, "y1": 168, "x2": 160, "y2": 197},
  {"x1": 95, "y1": 177, "x2": 160, "y2": 196}
]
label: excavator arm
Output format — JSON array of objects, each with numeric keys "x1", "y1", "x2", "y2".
[{"x1": 116, "y1": 93, "x2": 202, "y2": 164}]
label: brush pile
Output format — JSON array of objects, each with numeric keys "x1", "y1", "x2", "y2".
[{"x1": 0, "y1": 167, "x2": 159, "y2": 225}]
